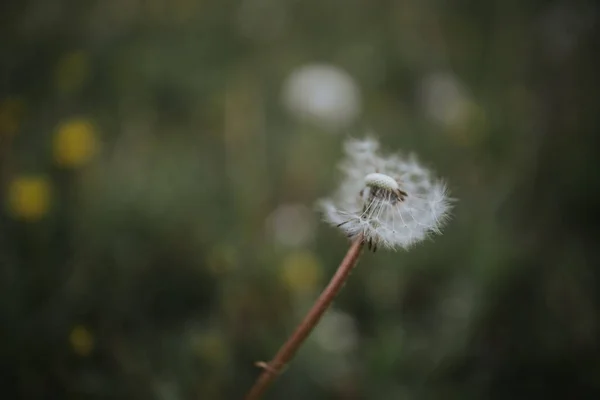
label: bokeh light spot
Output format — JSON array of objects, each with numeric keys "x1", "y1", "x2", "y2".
[
  {"x1": 280, "y1": 251, "x2": 323, "y2": 295},
  {"x1": 69, "y1": 325, "x2": 94, "y2": 357},
  {"x1": 282, "y1": 63, "x2": 361, "y2": 131},
  {"x1": 313, "y1": 310, "x2": 358, "y2": 354},
  {"x1": 7, "y1": 176, "x2": 52, "y2": 221},
  {"x1": 53, "y1": 118, "x2": 99, "y2": 167}
]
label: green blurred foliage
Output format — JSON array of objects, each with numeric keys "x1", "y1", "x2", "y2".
[{"x1": 1, "y1": 0, "x2": 599, "y2": 399}]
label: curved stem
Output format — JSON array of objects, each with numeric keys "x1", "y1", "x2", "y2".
[{"x1": 244, "y1": 237, "x2": 365, "y2": 400}]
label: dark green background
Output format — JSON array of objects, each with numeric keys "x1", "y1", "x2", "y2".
[{"x1": 1, "y1": 0, "x2": 599, "y2": 399}]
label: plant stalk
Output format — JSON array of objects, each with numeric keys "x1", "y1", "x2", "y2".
[{"x1": 244, "y1": 237, "x2": 365, "y2": 400}]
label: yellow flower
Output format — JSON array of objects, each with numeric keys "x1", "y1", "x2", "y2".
[
  {"x1": 55, "y1": 51, "x2": 90, "y2": 94},
  {"x1": 280, "y1": 251, "x2": 323, "y2": 295},
  {"x1": 53, "y1": 118, "x2": 98, "y2": 167},
  {"x1": 69, "y1": 325, "x2": 94, "y2": 357},
  {"x1": 7, "y1": 176, "x2": 52, "y2": 221}
]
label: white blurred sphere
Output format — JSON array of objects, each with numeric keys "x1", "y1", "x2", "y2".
[{"x1": 282, "y1": 64, "x2": 361, "y2": 130}]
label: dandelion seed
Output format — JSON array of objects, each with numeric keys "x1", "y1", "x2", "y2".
[{"x1": 319, "y1": 136, "x2": 451, "y2": 250}]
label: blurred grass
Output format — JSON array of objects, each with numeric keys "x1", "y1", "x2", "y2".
[{"x1": 1, "y1": 0, "x2": 599, "y2": 399}]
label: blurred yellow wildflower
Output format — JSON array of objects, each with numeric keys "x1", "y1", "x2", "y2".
[
  {"x1": 69, "y1": 325, "x2": 94, "y2": 357},
  {"x1": 54, "y1": 51, "x2": 90, "y2": 94},
  {"x1": 7, "y1": 176, "x2": 52, "y2": 221},
  {"x1": 280, "y1": 251, "x2": 323, "y2": 295},
  {"x1": 0, "y1": 98, "x2": 25, "y2": 136},
  {"x1": 53, "y1": 118, "x2": 98, "y2": 167}
]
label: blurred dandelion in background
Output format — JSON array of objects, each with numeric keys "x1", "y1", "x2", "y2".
[
  {"x1": 6, "y1": 175, "x2": 52, "y2": 221},
  {"x1": 282, "y1": 63, "x2": 362, "y2": 131},
  {"x1": 53, "y1": 118, "x2": 99, "y2": 168},
  {"x1": 279, "y1": 250, "x2": 323, "y2": 297},
  {"x1": 69, "y1": 325, "x2": 95, "y2": 357}
]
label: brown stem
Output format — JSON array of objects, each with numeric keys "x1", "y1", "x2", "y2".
[{"x1": 244, "y1": 237, "x2": 365, "y2": 400}]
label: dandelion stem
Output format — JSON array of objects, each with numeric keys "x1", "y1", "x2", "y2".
[{"x1": 244, "y1": 237, "x2": 365, "y2": 400}]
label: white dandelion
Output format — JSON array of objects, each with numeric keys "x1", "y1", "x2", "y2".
[
  {"x1": 319, "y1": 136, "x2": 451, "y2": 251},
  {"x1": 246, "y1": 137, "x2": 453, "y2": 399}
]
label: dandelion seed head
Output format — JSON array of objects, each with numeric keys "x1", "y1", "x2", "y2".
[
  {"x1": 319, "y1": 136, "x2": 451, "y2": 250},
  {"x1": 364, "y1": 173, "x2": 399, "y2": 192}
]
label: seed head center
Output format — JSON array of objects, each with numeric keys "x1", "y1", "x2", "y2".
[{"x1": 364, "y1": 173, "x2": 399, "y2": 192}]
